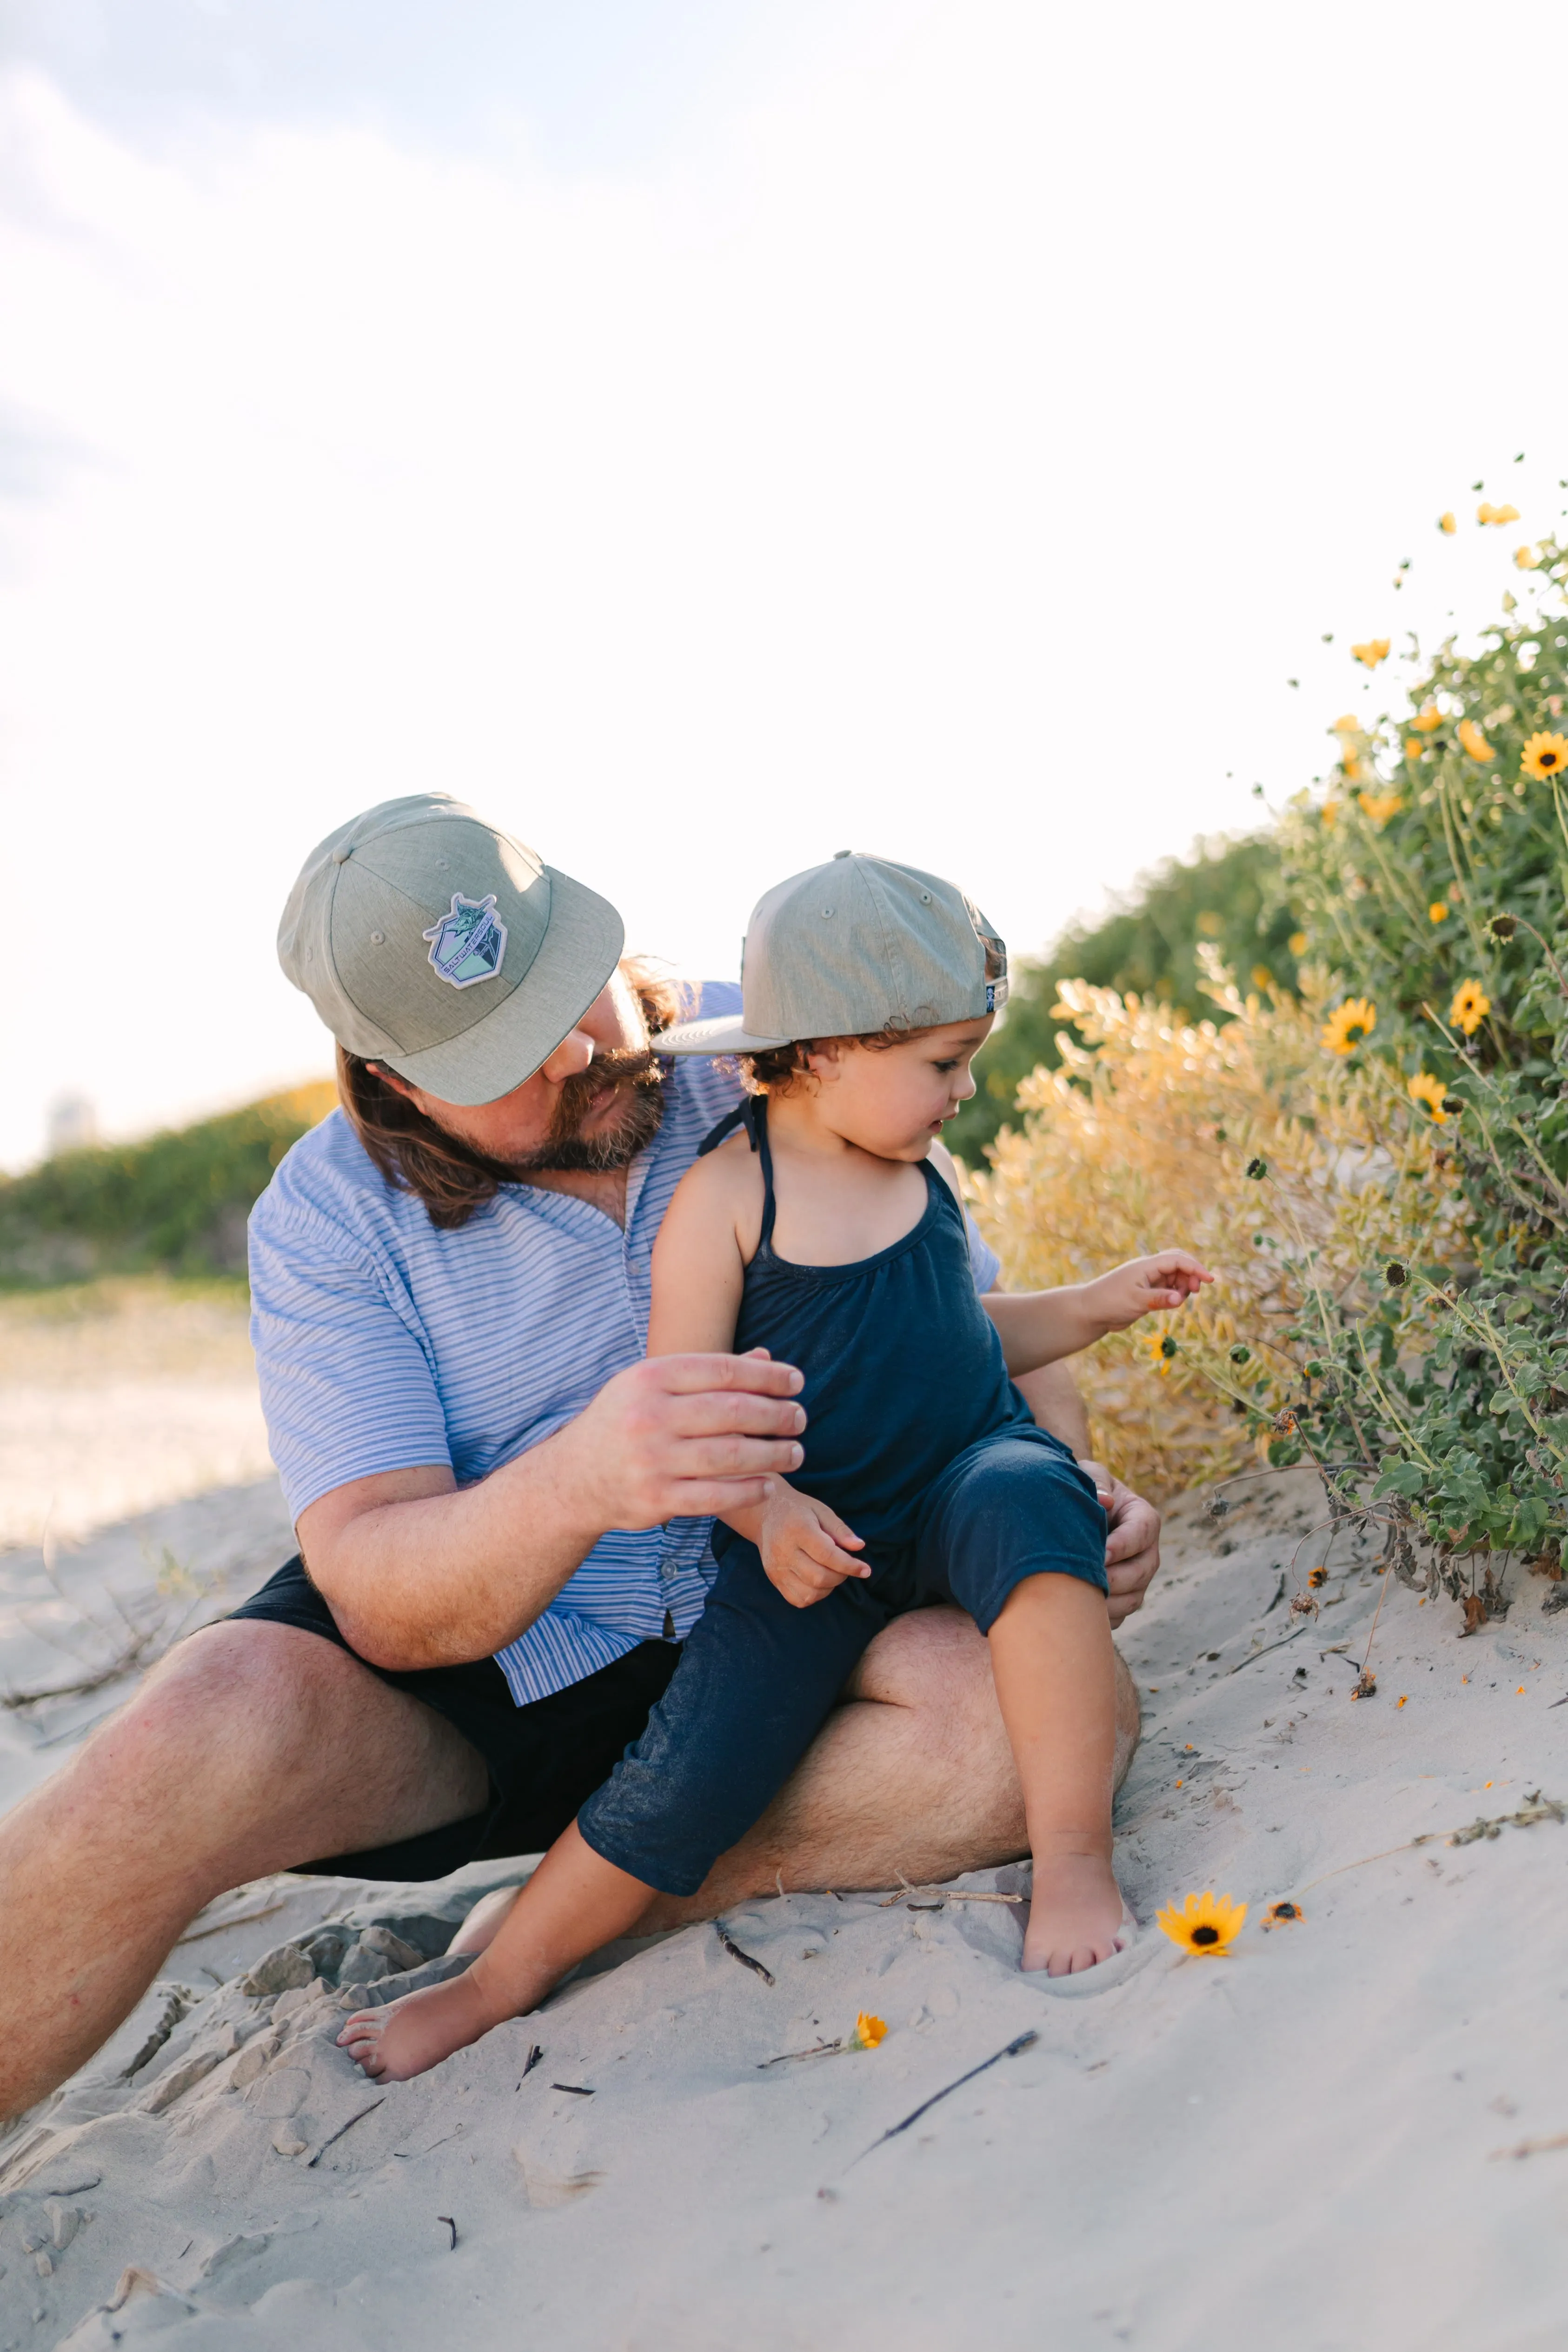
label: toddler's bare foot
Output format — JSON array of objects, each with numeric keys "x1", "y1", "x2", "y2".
[
  {"x1": 1022, "y1": 1852, "x2": 1128, "y2": 1977},
  {"x1": 337, "y1": 1968, "x2": 510, "y2": 2081}
]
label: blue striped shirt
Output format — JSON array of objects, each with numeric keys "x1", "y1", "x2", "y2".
[{"x1": 248, "y1": 988, "x2": 1002, "y2": 1706}]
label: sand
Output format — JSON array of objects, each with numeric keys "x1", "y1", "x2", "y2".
[
  {"x1": 0, "y1": 1287, "x2": 273, "y2": 1553},
  {"x1": 4, "y1": 1465, "x2": 1568, "y2": 2351}
]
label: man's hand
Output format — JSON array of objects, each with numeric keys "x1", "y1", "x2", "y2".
[
  {"x1": 1080, "y1": 1460, "x2": 1161, "y2": 1628},
  {"x1": 565, "y1": 1349, "x2": 810, "y2": 1533}
]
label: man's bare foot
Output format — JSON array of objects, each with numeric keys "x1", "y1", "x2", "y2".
[
  {"x1": 337, "y1": 1968, "x2": 511, "y2": 2081},
  {"x1": 1021, "y1": 1851, "x2": 1128, "y2": 1977}
]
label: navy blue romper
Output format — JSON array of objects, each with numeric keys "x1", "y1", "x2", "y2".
[{"x1": 575, "y1": 1096, "x2": 1108, "y2": 1896}]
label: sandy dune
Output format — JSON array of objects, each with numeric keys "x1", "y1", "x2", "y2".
[{"x1": 3, "y1": 1471, "x2": 1567, "y2": 2350}]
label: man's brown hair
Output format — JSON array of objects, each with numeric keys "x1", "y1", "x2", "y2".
[{"x1": 337, "y1": 958, "x2": 689, "y2": 1229}]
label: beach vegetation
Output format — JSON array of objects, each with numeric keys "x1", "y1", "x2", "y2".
[{"x1": 0, "y1": 1082, "x2": 337, "y2": 1290}]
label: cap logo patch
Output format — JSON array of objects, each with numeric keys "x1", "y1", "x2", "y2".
[{"x1": 422, "y1": 892, "x2": 508, "y2": 989}]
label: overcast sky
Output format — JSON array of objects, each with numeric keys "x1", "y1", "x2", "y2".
[{"x1": 4, "y1": 0, "x2": 1568, "y2": 1165}]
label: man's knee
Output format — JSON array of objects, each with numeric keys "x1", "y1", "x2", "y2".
[
  {"x1": 849, "y1": 1607, "x2": 1005, "y2": 1768},
  {"x1": 80, "y1": 1619, "x2": 365, "y2": 1798}
]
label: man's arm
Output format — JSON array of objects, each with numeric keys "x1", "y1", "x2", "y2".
[
  {"x1": 1011, "y1": 1358, "x2": 1161, "y2": 1630},
  {"x1": 296, "y1": 1353, "x2": 807, "y2": 1672}
]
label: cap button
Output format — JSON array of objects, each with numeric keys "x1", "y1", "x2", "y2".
[
  {"x1": 332, "y1": 845, "x2": 352, "y2": 864},
  {"x1": 833, "y1": 849, "x2": 852, "y2": 859}
]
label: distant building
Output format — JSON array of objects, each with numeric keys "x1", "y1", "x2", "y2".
[{"x1": 47, "y1": 1093, "x2": 99, "y2": 1156}]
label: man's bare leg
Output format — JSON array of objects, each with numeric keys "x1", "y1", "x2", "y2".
[
  {"x1": 452, "y1": 1608, "x2": 1141, "y2": 1953},
  {"x1": 0, "y1": 1621, "x2": 490, "y2": 2124}
]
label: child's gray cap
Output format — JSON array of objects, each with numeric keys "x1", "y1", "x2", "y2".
[
  {"x1": 277, "y1": 793, "x2": 624, "y2": 1105},
  {"x1": 658, "y1": 852, "x2": 1007, "y2": 1056}
]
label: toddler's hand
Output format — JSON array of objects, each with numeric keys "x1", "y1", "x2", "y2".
[
  {"x1": 1088, "y1": 1249, "x2": 1213, "y2": 1333},
  {"x1": 756, "y1": 1489, "x2": 868, "y2": 1609}
]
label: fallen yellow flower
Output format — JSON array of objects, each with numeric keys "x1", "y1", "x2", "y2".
[
  {"x1": 853, "y1": 2012, "x2": 888, "y2": 2050},
  {"x1": 1351, "y1": 638, "x2": 1390, "y2": 669},
  {"x1": 1157, "y1": 1890, "x2": 1247, "y2": 1956}
]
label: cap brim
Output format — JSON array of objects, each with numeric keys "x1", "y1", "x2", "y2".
[
  {"x1": 654, "y1": 1013, "x2": 791, "y2": 1057},
  {"x1": 379, "y1": 869, "x2": 625, "y2": 1105}
]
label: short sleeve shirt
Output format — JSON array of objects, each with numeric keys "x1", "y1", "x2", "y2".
[{"x1": 248, "y1": 990, "x2": 1003, "y2": 1706}]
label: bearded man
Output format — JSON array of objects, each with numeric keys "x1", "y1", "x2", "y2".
[{"x1": 0, "y1": 795, "x2": 1161, "y2": 2119}]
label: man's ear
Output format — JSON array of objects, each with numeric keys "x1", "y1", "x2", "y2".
[{"x1": 368, "y1": 1061, "x2": 417, "y2": 1104}]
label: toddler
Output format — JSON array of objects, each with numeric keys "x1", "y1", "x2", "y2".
[{"x1": 341, "y1": 854, "x2": 1209, "y2": 2081}]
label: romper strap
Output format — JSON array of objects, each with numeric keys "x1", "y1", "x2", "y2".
[{"x1": 695, "y1": 1096, "x2": 778, "y2": 1249}]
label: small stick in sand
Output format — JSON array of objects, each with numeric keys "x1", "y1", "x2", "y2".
[
  {"x1": 306, "y1": 2100, "x2": 384, "y2": 2166},
  {"x1": 551, "y1": 2083, "x2": 594, "y2": 2096},
  {"x1": 877, "y1": 1871, "x2": 1023, "y2": 1909},
  {"x1": 716, "y1": 1923, "x2": 776, "y2": 1986},
  {"x1": 519, "y1": 2045, "x2": 544, "y2": 2081},
  {"x1": 851, "y1": 2030, "x2": 1040, "y2": 2163},
  {"x1": 438, "y1": 2216, "x2": 458, "y2": 2251},
  {"x1": 1491, "y1": 2133, "x2": 1568, "y2": 2161}
]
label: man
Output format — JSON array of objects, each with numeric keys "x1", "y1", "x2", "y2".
[{"x1": 0, "y1": 795, "x2": 1160, "y2": 2120}]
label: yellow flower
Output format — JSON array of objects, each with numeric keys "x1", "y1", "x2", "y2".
[
  {"x1": 1156, "y1": 1890, "x2": 1247, "y2": 1957},
  {"x1": 1521, "y1": 731, "x2": 1568, "y2": 781},
  {"x1": 1515, "y1": 544, "x2": 1541, "y2": 571},
  {"x1": 852, "y1": 2012, "x2": 887, "y2": 2050},
  {"x1": 1351, "y1": 638, "x2": 1390, "y2": 669},
  {"x1": 1342, "y1": 754, "x2": 1364, "y2": 784},
  {"x1": 1251, "y1": 964, "x2": 1272, "y2": 990},
  {"x1": 1450, "y1": 979, "x2": 1490, "y2": 1036},
  {"x1": 1329, "y1": 713, "x2": 1361, "y2": 736},
  {"x1": 1457, "y1": 717, "x2": 1494, "y2": 762},
  {"x1": 1438, "y1": 512, "x2": 1456, "y2": 534},
  {"x1": 1288, "y1": 931, "x2": 1308, "y2": 957},
  {"x1": 1428, "y1": 901, "x2": 1449, "y2": 923},
  {"x1": 1321, "y1": 997, "x2": 1377, "y2": 1055},
  {"x1": 1320, "y1": 799, "x2": 1340, "y2": 826},
  {"x1": 1408, "y1": 1072, "x2": 1448, "y2": 1123},
  {"x1": 1140, "y1": 1329, "x2": 1175, "y2": 1376},
  {"x1": 1404, "y1": 737, "x2": 1426, "y2": 760},
  {"x1": 1357, "y1": 791, "x2": 1403, "y2": 825},
  {"x1": 1262, "y1": 1900, "x2": 1305, "y2": 1930},
  {"x1": 1477, "y1": 501, "x2": 1521, "y2": 526},
  {"x1": 1409, "y1": 704, "x2": 1443, "y2": 731}
]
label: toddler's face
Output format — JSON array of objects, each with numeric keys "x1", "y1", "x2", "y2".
[{"x1": 805, "y1": 1015, "x2": 993, "y2": 1160}]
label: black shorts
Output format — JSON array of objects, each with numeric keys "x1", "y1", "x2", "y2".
[{"x1": 228, "y1": 1558, "x2": 681, "y2": 1882}]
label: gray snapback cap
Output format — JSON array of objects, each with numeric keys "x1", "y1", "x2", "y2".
[
  {"x1": 658, "y1": 851, "x2": 1008, "y2": 1056},
  {"x1": 278, "y1": 793, "x2": 624, "y2": 1105}
]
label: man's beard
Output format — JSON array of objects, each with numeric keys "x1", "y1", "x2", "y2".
[{"x1": 504, "y1": 1048, "x2": 668, "y2": 1174}]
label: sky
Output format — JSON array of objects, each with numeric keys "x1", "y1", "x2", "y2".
[{"x1": 4, "y1": 0, "x2": 1568, "y2": 1165}]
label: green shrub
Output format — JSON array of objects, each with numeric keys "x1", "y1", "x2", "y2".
[
  {"x1": 0, "y1": 1082, "x2": 338, "y2": 1289},
  {"x1": 952, "y1": 834, "x2": 1301, "y2": 1161},
  {"x1": 1218, "y1": 532, "x2": 1568, "y2": 1579}
]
